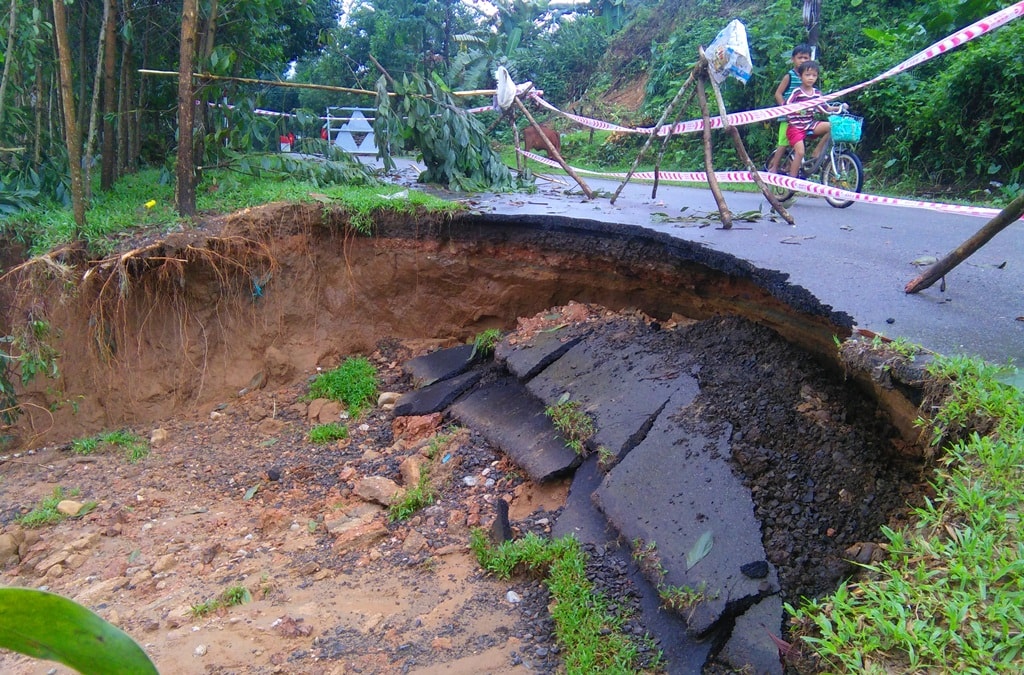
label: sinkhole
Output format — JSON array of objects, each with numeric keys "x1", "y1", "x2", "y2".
[{"x1": 0, "y1": 202, "x2": 932, "y2": 673}]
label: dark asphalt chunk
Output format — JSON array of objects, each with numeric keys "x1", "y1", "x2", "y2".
[
  {"x1": 393, "y1": 370, "x2": 481, "y2": 416},
  {"x1": 403, "y1": 343, "x2": 475, "y2": 388},
  {"x1": 449, "y1": 377, "x2": 582, "y2": 482}
]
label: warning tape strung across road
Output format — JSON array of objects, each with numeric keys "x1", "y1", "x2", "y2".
[
  {"x1": 528, "y1": 0, "x2": 1024, "y2": 136},
  {"x1": 518, "y1": 150, "x2": 1021, "y2": 221}
]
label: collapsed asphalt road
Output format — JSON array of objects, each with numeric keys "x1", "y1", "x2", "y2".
[{"x1": 394, "y1": 307, "x2": 925, "y2": 674}]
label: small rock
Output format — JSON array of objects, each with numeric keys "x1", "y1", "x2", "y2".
[
  {"x1": 194, "y1": 644, "x2": 208, "y2": 657},
  {"x1": 150, "y1": 428, "x2": 169, "y2": 447},
  {"x1": 56, "y1": 500, "x2": 84, "y2": 516},
  {"x1": 378, "y1": 392, "x2": 400, "y2": 407},
  {"x1": 740, "y1": 560, "x2": 769, "y2": 579},
  {"x1": 462, "y1": 476, "x2": 478, "y2": 487},
  {"x1": 506, "y1": 590, "x2": 521, "y2": 604},
  {"x1": 267, "y1": 467, "x2": 282, "y2": 482}
]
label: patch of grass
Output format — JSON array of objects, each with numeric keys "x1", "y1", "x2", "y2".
[
  {"x1": 15, "y1": 487, "x2": 94, "y2": 528},
  {"x1": 658, "y1": 583, "x2": 717, "y2": 620},
  {"x1": 789, "y1": 353, "x2": 1024, "y2": 673},
  {"x1": 307, "y1": 356, "x2": 378, "y2": 418},
  {"x1": 70, "y1": 430, "x2": 149, "y2": 463},
  {"x1": 190, "y1": 584, "x2": 251, "y2": 618},
  {"x1": 470, "y1": 328, "x2": 502, "y2": 360},
  {"x1": 220, "y1": 585, "x2": 251, "y2": 607},
  {"x1": 545, "y1": 397, "x2": 596, "y2": 455},
  {"x1": 389, "y1": 470, "x2": 436, "y2": 522},
  {"x1": 308, "y1": 422, "x2": 348, "y2": 444},
  {"x1": 470, "y1": 530, "x2": 661, "y2": 672}
]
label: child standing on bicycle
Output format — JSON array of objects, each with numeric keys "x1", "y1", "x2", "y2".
[
  {"x1": 766, "y1": 44, "x2": 812, "y2": 174},
  {"x1": 785, "y1": 60, "x2": 844, "y2": 179}
]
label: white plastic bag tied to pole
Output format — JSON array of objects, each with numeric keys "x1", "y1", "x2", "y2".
[
  {"x1": 705, "y1": 20, "x2": 753, "y2": 85},
  {"x1": 494, "y1": 67, "x2": 517, "y2": 110}
]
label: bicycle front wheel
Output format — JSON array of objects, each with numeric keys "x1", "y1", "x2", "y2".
[
  {"x1": 823, "y1": 150, "x2": 863, "y2": 208},
  {"x1": 764, "y1": 151, "x2": 795, "y2": 203}
]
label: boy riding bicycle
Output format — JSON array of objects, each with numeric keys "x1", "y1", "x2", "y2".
[
  {"x1": 784, "y1": 60, "x2": 844, "y2": 179},
  {"x1": 766, "y1": 44, "x2": 812, "y2": 174}
]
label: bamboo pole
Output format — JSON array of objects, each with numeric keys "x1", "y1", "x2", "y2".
[
  {"x1": 610, "y1": 71, "x2": 696, "y2": 205},
  {"x1": 514, "y1": 97, "x2": 593, "y2": 199},
  {"x1": 701, "y1": 50, "x2": 794, "y2": 225},
  {"x1": 905, "y1": 191, "x2": 1024, "y2": 293},
  {"x1": 696, "y1": 73, "x2": 732, "y2": 229}
]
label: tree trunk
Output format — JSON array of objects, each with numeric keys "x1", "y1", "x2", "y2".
[
  {"x1": 52, "y1": 0, "x2": 86, "y2": 233},
  {"x1": 175, "y1": 0, "x2": 199, "y2": 217},
  {"x1": 100, "y1": 0, "x2": 118, "y2": 190},
  {"x1": 0, "y1": 0, "x2": 19, "y2": 130},
  {"x1": 905, "y1": 191, "x2": 1024, "y2": 293},
  {"x1": 83, "y1": 0, "x2": 110, "y2": 199},
  {"x1": 32, "y1": 0, "x2": 43, "y2": 165}
]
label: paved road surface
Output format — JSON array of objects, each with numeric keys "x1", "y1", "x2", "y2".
[
  {"x1": 473, "y1": 171, "x2": 1023, "y2": 364},
  {"x1": 376, "y1": 158, "x2": 1023, "y2": 364}
]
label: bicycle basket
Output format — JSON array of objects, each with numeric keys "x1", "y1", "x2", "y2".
[{"x1": 829, "y1": 114, "x2": 863, "y2": 143}]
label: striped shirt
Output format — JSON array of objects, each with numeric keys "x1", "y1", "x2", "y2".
[{"x1": 786, "y1": 87, "x2": 828, "y2": 131}]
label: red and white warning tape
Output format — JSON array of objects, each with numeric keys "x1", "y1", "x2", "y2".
[{"x1": 518, "y1": 150, "x2": 1021, "y2": 221}]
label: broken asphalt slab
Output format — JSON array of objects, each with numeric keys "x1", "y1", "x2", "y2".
[{"x1": 449, "y1": 376, "x2": 582, "y2": 482}]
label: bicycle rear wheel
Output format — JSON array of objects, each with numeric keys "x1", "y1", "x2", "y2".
[{"x1": 823, "y1": 150, "x2": 863, "y2": 208}]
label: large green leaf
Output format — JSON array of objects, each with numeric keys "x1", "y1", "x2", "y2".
[{"x1": 0, "y1": 588, "x2": 158, "y2": 674}]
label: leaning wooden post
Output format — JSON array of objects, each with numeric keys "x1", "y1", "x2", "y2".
[
  {"x1": 610, "y1": 70, "x2": 696, "y2": 205},
  {"x1": 905, "y1": 191, "x2": 1024, "y2": 293},
  {"x1": 701, "y1": 49, "x2": 795, "y2": 225},
  {"x1": 514, "y1": 96, "x2": 594, "y2": 199},
  {"x1": 695, "y1": 70, "x2": 732, "y2": 229}
]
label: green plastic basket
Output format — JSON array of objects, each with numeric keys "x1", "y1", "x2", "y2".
[{"x1": 829, "y1": 114, "x2": 863, "y2": 143}]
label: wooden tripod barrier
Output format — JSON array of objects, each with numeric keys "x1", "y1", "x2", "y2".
[
  {"x1": 700, "y1": 51, "x2": 795, "y2": 225},
  {"x1": 905, "y1": 190, "x2": 1024, "y2": 293},
  {"x1": 514, "y1": 96, "x2": 593, "y2": 199},
  {"x1": 696, "y1": 74, "x2": 732, "y2": 228},
  {"x1": 610, "y1": 71, "x2": 696, "y2": 205}
]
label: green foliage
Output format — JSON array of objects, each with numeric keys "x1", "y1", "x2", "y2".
[
  {"x1": 191, "y1": 585, "x2": 252, "y2": 618},
  {"x1": 15, "y1": 487, "x2": 95, "y2": 528},
  {"x1": 373, "y1": 72, "x2": 522, "y2": 191},
  {"x1": 388, "y1": 470, "x2": 436, "y2": 522},
  {"x1": 308, "y1": 356, "x2": 379, "y2": 418},
  {"x1": 71, "y1": 430, "x2": 149, "y2": 464},
  {"x1": 0, "y1": 588, "x2": 158, "y2": 674},
  {"x1": 470, "y1": 530, "x2": 660, "y2": 671},
  {"x1": 470, "y1": 329, "x2": 502, "y2": 360},
  {"x1": 790, "y1": 353, "x2": 1024, "y2": 672},
  {"x1": 545, "y1": 397, "x2": 596, "y2": 455},
  {"x1": 308, "y1": 422, "x2": 349, "y2": 444}
]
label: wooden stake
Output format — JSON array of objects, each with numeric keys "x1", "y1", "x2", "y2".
[
  {"x1": 701, "y1": 50, "x2": 795, "y2": 225},
  {"x1": 905, "y1": 190, "x2": 1024, "y2": 293},
  {"x1": 696, "y1": 73, "x2": 732, "y2": 228},
  {"x1": 514, "y1": 97, "x2": 593, "y2": 199},
  {"x1": 610, "y1": 71, "x2": 696, "y2": 205}
]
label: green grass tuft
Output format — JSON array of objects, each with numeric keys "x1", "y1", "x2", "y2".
[
  {"x1": 545, "y1": 398, "x2": 596, "y2": 455},
  {"x1": 388, "y1": 470, "x2": 436, "y2": 522},
  {"x1": 470, "y1": 530, "x2": 661, "y2": 671},
  {"x1": 308, "y1": 422, "x2": 348, "y2": 444},
  {"x1": 308, "y1": 356, "x2": 378, "y2": 418}
]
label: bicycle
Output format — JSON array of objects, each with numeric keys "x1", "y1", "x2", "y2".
[{"x1": 765, "y1": 109, "x2": 864, "y2": 209}]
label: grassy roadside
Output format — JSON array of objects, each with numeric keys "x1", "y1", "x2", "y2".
[
  {"x1": 789, "y1": 354, "x2": 1024, "y2": 673},
  {"x1": 0, "y1": 164, "x2": 463, "y2": 256}
]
